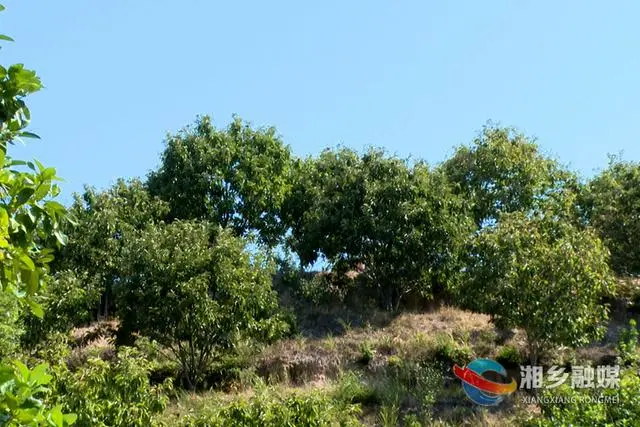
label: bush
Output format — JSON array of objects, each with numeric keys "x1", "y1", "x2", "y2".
[
  {"x1": 532, "y1": 369, "x2": 640, "y2": 426},
  {"x1": 53, "y1": 347, "x2": 172, "y2": 427},
  {"x1": 495, "y1": 345, "x2": 524, "y2": 366},
  {"x1": 176, "y1": 391, "x2": 363, "y2": 427},
  {"x1": 454, "y1": 212, "x2": 615, "y2": 365},
  {"x1": 333, "y1": 371, "x2": 378, "y2": 406},
  {"x1": 0, "y1": 291, "x2": 23, "y2": 361},
  {"x1": 22, "y1": 270, "x2": 102, "y2": 347},
  {"x1": 358, "y1": 341, "x2": 376, "y2": 365},
  {"x1": 617, "y1": 319, "x2": 639, "y2": 365},
  {"x1": 432, "y1": 333, "x2": 473, "y2": 366}
]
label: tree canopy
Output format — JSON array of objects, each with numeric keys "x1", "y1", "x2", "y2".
[
  {"x1": 284, "y1": 147, "x2": 472, "y2": 309},
  {"x1": 147, "y1": 116, "x2": 293, "y2": 247},
  {"x1": 583, "y1": 156, "x2": 640, "y2": 276},
  {"x1": 441, "y1": 124, "x2": 580, "y2": 228}
]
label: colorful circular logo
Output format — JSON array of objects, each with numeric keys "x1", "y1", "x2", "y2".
[{"x1": 453, "y1": 359, "x2": 517, "y2": 406}]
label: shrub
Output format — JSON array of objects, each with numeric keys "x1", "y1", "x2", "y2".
[
  {"x1": 617, "y1": 319, "x2": 639, "y2": 365},
  {"x1": 432, "y1": 333, "x2": 473, "y2": 366},
  {"x1": 0, "y1": 361, "x2": 77, "y2": 427},
  {"x1": 333, "y1": 371, "x2": 378, "y2": 406},
  {"x1": 22, "y1": 270, "x2": 102, "y2": 347},
  {"x1": 532, "y1": 369, "x2": 640, "y2": 426},
  {"x1": 495, "y1": 345, "x2": 524, "y2": 366},
  {"x1": 176, "y1": 391, "x2": 362, "y2": 427},
  {"x1": 53, "y1": 347, "x2": 172, "y2": 427},
  {"x1": 358, "y1": 341, "x2": 376, "y2": 365}
]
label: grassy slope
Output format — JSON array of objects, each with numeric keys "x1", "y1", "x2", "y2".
[{"x1": 154, "y1": 305, "x2": 622, "y2": 426}]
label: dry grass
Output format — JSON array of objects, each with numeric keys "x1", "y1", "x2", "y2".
[
  {"x1": 158, "y1": 304, "x2": 617, "y2": 426},
  {"x1": 254, "y1": 306, "x2": 520, "y2": 387},
  {"x1": 67, "y1": 319, "x2": 119, "y2": 368}
]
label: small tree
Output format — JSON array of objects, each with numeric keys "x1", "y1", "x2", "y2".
[
  {"x1": 116, "y1": 221, "x2": 289, "y2": 388},
  {"x1": 583, "y1": 155, "x2": 640, "y2": 275},
  {"x1": 454, "y1": 212, "x2": 615, "y2": 365},
  {"x1": 0, "y1": 4, "x2": 75, "y2": 424},
  {"x1": 56, "y1": 179, "x2": 169, "y2": 317}
]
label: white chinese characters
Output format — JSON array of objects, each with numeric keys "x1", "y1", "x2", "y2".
[{"x1": 519, "y1": 365, "x2": 620, "y2": 389}]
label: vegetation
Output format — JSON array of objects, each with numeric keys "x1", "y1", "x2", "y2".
[
  {"x1": 3, "y1": 3, "x2": 640, "y2": 425},
  {"x1": 532, "y1": 369, "x2": 640, "y2": 426},
  {"x1": 115, "y1": 222, "x2": 289, "y2": 389},
  {"x1": 454, "y1": 211, "x2": 615, "y2": 364},
  {"x1": 583, "y1": 156, "x2": 640, "y2": 275},
  {"x1": 284, "y1": 148, "x2": 471, "y2": 310},
  {"x1": 147, "y1": 116, "x2": 293, "y2": 247}
]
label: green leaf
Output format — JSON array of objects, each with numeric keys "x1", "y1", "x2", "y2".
[
  {"x1": 18, "y1": 253, "x2": 35, "y2": 270},
  {"x1": 13, "y1": 360, "x2": 30, "y2": 381},
  {"x1": 53, "y1": 229, "x2": 68, "y2": 246},
  {"x1": 30, "y1": 364, "x2": 50, "y2": 386},
  {"x1": 42, "y1": 167, "x2": 57, "y2": 180},
  {"x1": 63, "y1": 413, "x2": 78, "y2": 425},
  {"x1": 15, "y1": 187, "x2": 35, "y2": 206},
  {"x1": 19, "y1": 131, "x2": 40, "y2": 139},
  {"x1": 0, "y1": 34, "x2": 13, "y2": 42},
  {"x1": 34, "y1": 181, "x2": 51, "y2": 201},
  {"x1": 27, "y1": 299, "x2": 44, "y2": 318},
  {"x1": 0, "y1": 207, "x2": 8, "y2": 229},
  {"x1": 23, "y1": 268, "x2": 39, "y2": 294},
  {"x1": 48, "y1": 405, "x2": 63, "y2": 427}
]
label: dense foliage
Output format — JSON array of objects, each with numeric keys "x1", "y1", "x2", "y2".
[
  {"x1": 0, "y1": 5, "x2": 76, "y2": 425},
  {"x1": 442, "y1": 124, "x2": 580, "y2": 228},
  {"x1": 56, "y1": 179, "x2": 169, "y2": 318},
  {"x1": 175, "y1": 391, "x2": 362, "y2": 427},
  {"x1": 52, "y1": 348, "x2": 171, "y2": 427},
  {"x1": 284, "y1": 148, "x2": 471, "y2": 309},
  {"x1": 532, "y1": 369, "x2": 640, "y2": 426},
  {"x1": 147, "y1": 116, "x2": 293, "y2": 246},
  {"x1": 583, "y1": 156, "x2": 640, "y2": 275},
  {"x1": 116, "y1": 222, "x2": 289, "y2": 388},
  {"x1": 454, "y1": 211, "x2": 615, "y2": 364},
  {"x1": 21, "y1": 270, "x2": 101, "y2": 347}
]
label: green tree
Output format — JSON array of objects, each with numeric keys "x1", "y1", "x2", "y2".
[
  {"x1": 56, "y1": 179, "x2": 169, "y2": 317},
  {"x1": 22, "y1": 270, "x2": 102, "y2": 347},
  {"x1": 147, "y1": 116, "x2": 293, "y2": 246},
  {"x1": 284, "y1": 148, "x2": 471, "y2": 310},
  {"x1": 583, "y1": 156, "x2": 640, "y2": 275},
  {"x1": 441, "y1": 124, "x2": 580, "y2": 228},
  {"x1": 0, "y1": 4, "x2": 75, "y2": 424},
  {"x1": 115, "y1": 221, "x2": 289, "y2": 388},
  {"x1": 454, "y1": 211, "x2": 614, "y2": 364}
]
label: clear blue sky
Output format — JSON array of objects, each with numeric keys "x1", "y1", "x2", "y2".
[{"x1": 3, "y1": 1, "x2": 639, "y2": 203}]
